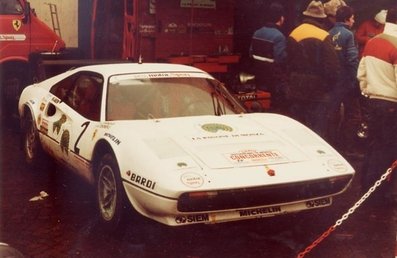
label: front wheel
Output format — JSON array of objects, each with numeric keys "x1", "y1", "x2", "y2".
[
  {"x1": 23, "y1": 112, "x2": 43, "y2": 166},
  {"x1": 96, "y1": 153, "x2": 126, "y2": 231}
]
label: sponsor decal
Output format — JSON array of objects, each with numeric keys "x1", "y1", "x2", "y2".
[
  {"x1": 306, "y1": 197, "x2": 331, "y2": 208},
  {"x1": 130, "y1": 173, "x2": 156, "y2": 190},
  {"x1": 139, "y1": 24, "x2": 156, "y2": 34},
  {"x1": 110, "y1": 73, "x2": 211, "y2": 82},
  {"x1": 51, "y1": 96, "x2": 60, "y2": 104},
  {"x1": 53, "y1": 114, "x2": 67, "y2": 135},
  {"x1": 236, "y1": 92, "x2": 260, "y2": 101},
  {"x1": 191, "y1": 134, "x2": 229, "y2": 141},
  {"x1": 201, "y1": 123, "x2": 233, "y2": 133},
  {"x1": 92, "y1": 129, "x2": 98, "y2": 140},
  {"x1": 227, "y1": 150, "x2": 286, "y2": 164},
  {"x1": 177, "y1": 162, "x2": 188, "y2": 168},
  {"x1": 148, "y1": 73, "x2": 170, "y2": 78},
  {"x1": 104, "y1": 132, "x2": 121, "y2": 145},
  {"x1": 191, "y1": 132, "x2": 264, "y2": 141},
  {"x1": 0, "y1": 34, "x2": 26, "y2": 41},
  {"x1": 60, "y1": 130, "x2": 70, "y2": 155},
  {"x1": 12, "y1": 20, "x2": 22, "y2": 31},
  {"x1": 173, "y1": 73, "x2": 192, "y2": 77},
  {"x1": 97, "y1": 123, "x2": 113, "y2": 130},
  {"x1": 40, "y1": 118, "x2": 48, "y2": 134},
  {"x1": 163, "y1": 23, "x2": 187, "y2": 34},
  {"x1": 39, "y1": 102, "x2": 46, "y2": 111},
  {"x1": 327, "y1": 159, "x2": 348, "y2": 173},
  {"x1": 180, "y1": 0, "x2": 216, "y2": 9},
  {"x1": 239, "y1": 206, "x2": 282, "y2": 217},
  {"x1": 180, "y1": 173, "x2": 204, "y2": 188},
  {"x1": 175, "y1": 214, "x2": 210, "y2": 224}
]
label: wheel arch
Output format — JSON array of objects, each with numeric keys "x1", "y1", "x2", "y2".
[
  {"x1": 92, "y1": 139, "x2": 137, "y2": 230},
  {"x1": 19, "y1": 100, "x2": 38, "y2": 129},
  {"x1": 91, "y1": 139, "x2": 115, "y2": 176},
  {"x1": 19, "y1": 105, "x2": 36, "y2": 148}
]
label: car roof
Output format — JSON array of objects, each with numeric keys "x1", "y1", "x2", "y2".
[{"x1": 72, "y1": 63, "x2": 210, "y2": 78}]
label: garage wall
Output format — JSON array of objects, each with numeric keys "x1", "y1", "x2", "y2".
[{"x1": 29, "y1": 0, "x2": 78, "y2": 48}]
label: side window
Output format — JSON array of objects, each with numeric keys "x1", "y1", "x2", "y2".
[
  {"x1": 50, "y1": 72, "x2": 103, "y2": 121},
  {"x1": 50, "y1": 74, "x2": 76, "y2": 102},
  {"x1": 0, "y1": 0, "x2": 23, "y2": 15}
]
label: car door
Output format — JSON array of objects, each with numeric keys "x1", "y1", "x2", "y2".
[{"x1": 39, "y1": 71, "x2": 103, "y2": 180}]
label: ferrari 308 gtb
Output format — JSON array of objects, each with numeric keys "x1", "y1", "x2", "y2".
[{"x1": 18, "y1": 63, "x2": 355, "y2": 229}]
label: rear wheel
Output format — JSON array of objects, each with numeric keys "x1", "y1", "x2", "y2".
[{"x1": 96, "y1": 153, "x2": 126, "y2": 231}]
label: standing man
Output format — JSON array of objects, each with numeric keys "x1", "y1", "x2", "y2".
[
  {"x1": 357, "y1": 7, "x2": 397, "y2": 199},
  {"x1": 286, "y1": 0, "x2": 340, "y2": 139},
  {"x1": 328, "y1": 6, "x2": 359, "y2": 148},
  {"x1": 249, "y1": 2, "x2": 287, "y2": 112}
]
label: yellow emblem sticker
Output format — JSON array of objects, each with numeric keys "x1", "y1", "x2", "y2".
[{"x1": 12, "y1": 20, "x2": 22, "y2": 31}]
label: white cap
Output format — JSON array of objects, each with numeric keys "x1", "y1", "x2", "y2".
[{"x1": 374, "y1": 10, "x2": 387, "y2": 24}]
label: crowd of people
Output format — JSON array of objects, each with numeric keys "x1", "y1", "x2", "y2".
[{"x1": 249, "y1": 0, "x2": 397, "y2": 202}]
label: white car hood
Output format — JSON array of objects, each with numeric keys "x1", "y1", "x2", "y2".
[{"x1": 119, "y1": 113, "x2": 332, "y2": 169}]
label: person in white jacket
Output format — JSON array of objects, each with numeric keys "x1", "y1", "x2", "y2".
[{"x1": 356, "y1": 7, "x2": 397, "y2": 203}]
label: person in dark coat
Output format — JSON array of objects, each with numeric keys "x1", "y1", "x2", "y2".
[
  {"x1": 286, "y1": 0, "x2": 340, "y2": 139},
  {"x1": 249, "y1": 2, "x2": 287, "y2": 112},
  {"x1": 327, "y1": 5, "x2": 359, "y2": 148}
]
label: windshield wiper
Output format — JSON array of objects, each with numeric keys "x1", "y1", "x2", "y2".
[
  {"x1": 211, "y1": 82, "x2": 245, "y2": 115},
  {"x1": 211, "y1": 81, "x2": 228, "y2": 116}
]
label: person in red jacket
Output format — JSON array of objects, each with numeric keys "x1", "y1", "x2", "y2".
[{"x1": 355, "y1": 9, "x2": 387, "y2": 57}]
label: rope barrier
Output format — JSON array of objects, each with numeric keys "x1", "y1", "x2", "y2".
[{"x1": 297, "y1": 160, "x2": 397, "y2": 258}]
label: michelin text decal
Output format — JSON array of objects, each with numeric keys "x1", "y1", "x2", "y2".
[{"x1": 239, "y1": 206, "x2": 282, "y2": 217}]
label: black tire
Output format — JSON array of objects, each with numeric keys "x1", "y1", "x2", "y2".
[
  {"x1": 23, "y1": 111, "x2": 44, "y2": 166},
  {"x1": 96, "y1": 153, "x2": 126, "y2": 231}
]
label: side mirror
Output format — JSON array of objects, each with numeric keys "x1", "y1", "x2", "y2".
[{"x1": 22, "y1": 2, "x2": 31, "y2": 24}]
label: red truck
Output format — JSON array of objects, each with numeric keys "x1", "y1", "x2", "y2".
[{"x1": 0, "y1": 0, "x2": 65, "y2": 118}]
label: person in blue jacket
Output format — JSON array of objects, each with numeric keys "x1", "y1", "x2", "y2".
[
  {"x1": 249, "y1": 2, "x2": 287, "y2": 112},
  {"x1": 328, "y1": 5, "x2": 359, "y2": 148}
]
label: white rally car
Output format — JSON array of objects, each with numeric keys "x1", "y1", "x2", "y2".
[{"x1": 18, "y1": 63, "x2": 355, "y2": 229}]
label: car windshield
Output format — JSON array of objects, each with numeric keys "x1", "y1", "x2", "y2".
[{"x1": 106, "y1": 74, "x2": 242, "y2": 120}]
